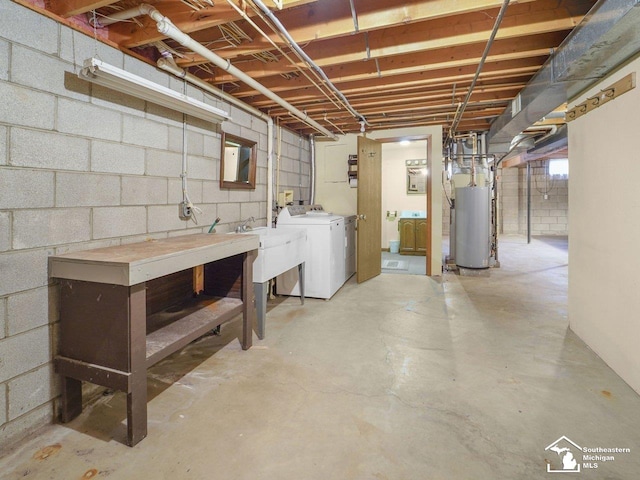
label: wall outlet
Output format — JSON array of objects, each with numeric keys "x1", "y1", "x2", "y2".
[{"x1": 179, "y1": 201, "x2": 192, "y2": 220}]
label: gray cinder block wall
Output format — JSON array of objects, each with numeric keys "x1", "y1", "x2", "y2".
[
  {"x1": 438, "y1": 160, "x2": 569, "y2": 239},
  {"x1": 0, "y1": 0, "x2": 310, "y2": 449},
  {"x1": 499, "y1": 162, "x2": 569, "y2": 236},
  {"x1": 525, "y1": 160, "x2": 569, "y2": 235},
  {"x1": 499, "y1": 166, "x2": 520, "y2": 234},
  {"x1": 276, "y1": 129, "x2": 311, "y2": 209}
]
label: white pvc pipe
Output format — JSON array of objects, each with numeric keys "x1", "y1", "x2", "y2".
[
  {"x1": 153, "y1": 15, "x2": 335, "y2": 139},
  {"x1": 309, "y1": 134, "x2": 316, "y2": 205},
  {"x1": 92, "y1": 3, "x2": 331, "y2": 225},
  {"x1": 276, "y1": 124, "x2": 281, "y2": 211},
  {"x1": 89, "y1": 3, "x2": 336, "y2": 140},
  {"x1": 88, "y1": 5, "x2": 151, "y2": 27}
]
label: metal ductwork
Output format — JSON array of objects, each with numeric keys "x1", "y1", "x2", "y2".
[
  {"x1": 488, "y1": 0, "x2": 640, "y2": 152},
  {"x1": 500, "y1": 125, "x2": 569, "y2": 167}
]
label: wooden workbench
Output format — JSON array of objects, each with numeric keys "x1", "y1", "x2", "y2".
[{"x1": 50, "y1": 233, "x2": 258, "y2": 446}]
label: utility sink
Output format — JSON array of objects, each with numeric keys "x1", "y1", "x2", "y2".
[
  {"x1": 233, "y1": 226, "x2": 306, "y2": 340},
  {"x1": 237, "y1": 226, "x2": 306, "y2": 283}
]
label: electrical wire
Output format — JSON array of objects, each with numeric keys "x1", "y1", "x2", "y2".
[
  {"x1": 534, "y1": 160, "x2": 556, "y2": 195},
  {"x1": 180, "y1": 82, "x2": 202, "y2": 225}
]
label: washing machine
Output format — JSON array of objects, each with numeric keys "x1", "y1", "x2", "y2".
[{"x1": 276, "y1": 205, "x2": 346, "y2": 299}]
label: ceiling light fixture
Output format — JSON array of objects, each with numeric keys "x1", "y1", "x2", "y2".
[{"x1": 78, "y1": 58, "x2": 230, "y2": 123}]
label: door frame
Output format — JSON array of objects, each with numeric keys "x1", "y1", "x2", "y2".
[{"x1": 376, "y1": 134, "x2": 437, "y2": 276}]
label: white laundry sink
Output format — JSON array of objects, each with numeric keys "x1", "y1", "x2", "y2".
[
  {"x1": 235, "y1": 226, "x2": 307, "y2": 340},
  {"x1": 238, "y1": 226, "x2": 306, "y2": 283}
]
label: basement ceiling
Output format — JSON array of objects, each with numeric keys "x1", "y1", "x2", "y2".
[{"x1": 22, "y1": 0, "x2": 597, "y2": 136}]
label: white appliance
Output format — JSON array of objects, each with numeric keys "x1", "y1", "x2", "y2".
[{"x1": 276, "y1": 205, "x2": 345, "y2": 299}]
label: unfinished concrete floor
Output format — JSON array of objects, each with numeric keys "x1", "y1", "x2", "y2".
[{"x1": 2, "y1": 235, "x2": 640, "y2": 479}]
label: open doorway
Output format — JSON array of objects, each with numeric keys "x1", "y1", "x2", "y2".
[{"x1": 380, "y1": 139, "x2": 429, "y2": 276}]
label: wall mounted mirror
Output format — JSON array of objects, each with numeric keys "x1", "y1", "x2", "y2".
[
  {"x1": 406, "y1": 159, "x2": 427, "y2": 194},
  {"x1": 220, "y1": 132, "x2": 257, "y2": 189}
]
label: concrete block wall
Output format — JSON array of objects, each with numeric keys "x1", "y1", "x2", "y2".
[
  {"x1": 276, "y1": 128, "x2": 311, "y2": 213},
  {"x1": 498, "y1": 162, "x2": 568, "y2": 236},
  {"x1": 499, "y1": 166, "x2": 520, "y2": 234},
  {"x1": 526, "y1": 160, "x2": 569, "y2": 235},
  {"x1": 0, "y1": 0, "x2": 310, "y2": 449}
]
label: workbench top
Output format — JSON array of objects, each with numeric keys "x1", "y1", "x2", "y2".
[{"x1": 50, "y1": 233, "x2": 259, "y2": 286}]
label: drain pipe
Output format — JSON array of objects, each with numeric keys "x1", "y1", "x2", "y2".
[
  {"x1": 157, "y1": 57, "x2": 275, "y2": 228},
  {"x1": 309, "y1": 134, "x2": 316, "y2": 205},
  {"x1": 90, "y1": 3, "x2": 336, "y2": 140}
]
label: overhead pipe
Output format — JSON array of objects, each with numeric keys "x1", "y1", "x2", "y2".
[
  {"x1": 90, "y1": 3, "x2": 336, "y2": 140},
  {"x1": 250, "y1": 0, "x2": 369, "y2": 126},
  {"x1": 224, "y1": 0, "x2": 342, "y2": 112},
  {"x1": 348, "y1": 0, "x2": 359, "y2": 33},
  {"x1": 309, "y1": 134, "x2": 316, "y2": 205},
  {"x1": 88, "y1": 7, "x2": 147, "y2": 27},
  {"x1": 276, "y1": 123, "x2": 282, "y2": 212},
  {"x1": 447, "y1": 0, "x2": 510, "y2": 145}
]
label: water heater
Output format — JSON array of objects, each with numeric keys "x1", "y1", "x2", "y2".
[{"x1": 455, "y1": 186, "x2": 490, "y2": 269}]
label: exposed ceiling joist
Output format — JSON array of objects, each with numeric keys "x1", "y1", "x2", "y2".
[{"x1": 17, "y1": 0, "x2": 603, "y2": 136}]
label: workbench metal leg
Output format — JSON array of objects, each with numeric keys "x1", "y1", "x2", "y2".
[
  {"x1": 254, "y1": 282, "x2": 268, "y2": 340},
  {"x1": 60, "y1": 376, "x2": 82, "y2": 423},
  {"x1": 241, "y1": 251, "x2": 256, "y2": 350},
  {"x1": 298, "y1": 262, "x2": 305, "y2": 305},
  {"x1": 127, "y1": 283, "x2": 147, "y2": 447}
]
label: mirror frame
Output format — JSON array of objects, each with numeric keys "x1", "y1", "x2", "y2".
[
  {"x1": 220, "y1": 132, "x2": 257, "y2": 190},
  {"x1": 406, "y1": 160, "x2": 428, "y2": 195}
]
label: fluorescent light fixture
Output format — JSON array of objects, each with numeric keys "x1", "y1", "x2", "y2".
[{"x1": 78, "y1": 58, "x2": 230, "y2": 123}]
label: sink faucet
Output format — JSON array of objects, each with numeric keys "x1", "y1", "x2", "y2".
[{"x1": 235, "y1": 216, "x2": 255, "y2": 233}]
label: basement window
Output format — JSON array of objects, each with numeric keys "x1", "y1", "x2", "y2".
[{"x1": 549, "y1": 159, "x2": 569, "y2": 178}]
